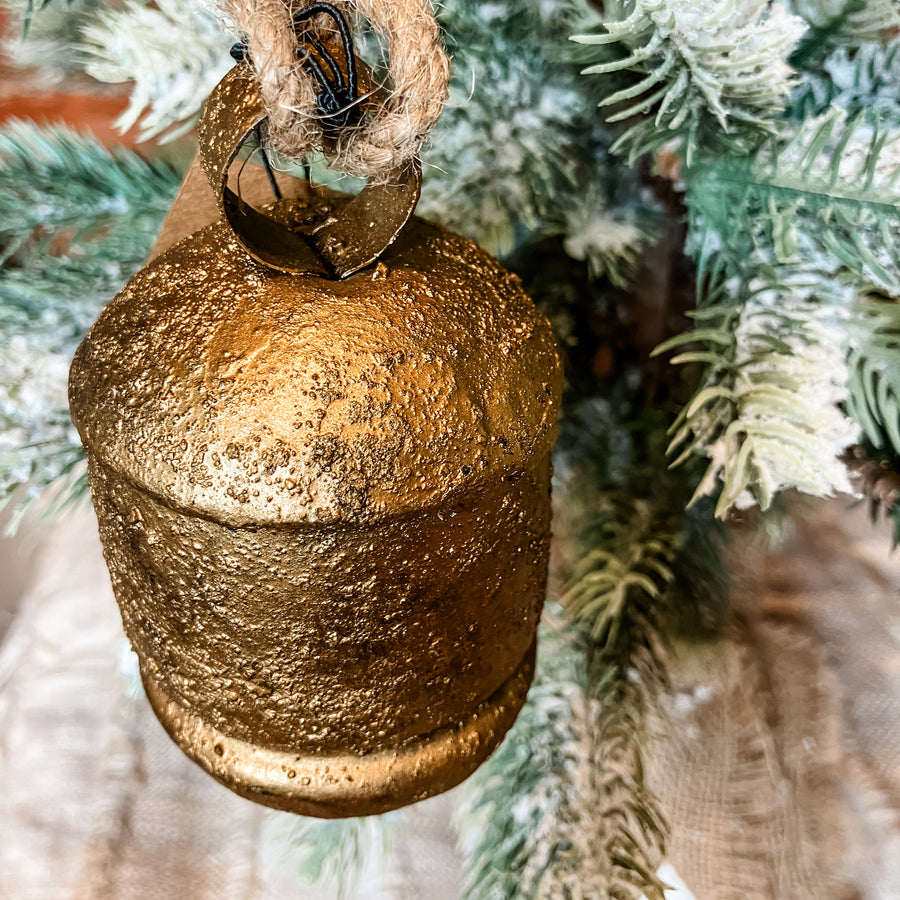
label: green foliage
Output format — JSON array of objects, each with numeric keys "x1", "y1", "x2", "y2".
[
  {"x1": 790, "y1": 40, "x2": 900, "y2": 124},
  {"x1": 0, "y1": 119, "x2": 183, "y2": 237},
  {"x1": 0, "y1": 121, "x2": 183, "y2": 526},
  {"x1": 580, "y1": 622, "x2": 669, "y2": 900},
  {"x1": 788, "y1": 0, "x2": 900, "y2": 41},
  {"x1": 660, "y1": 111, "x2": 900, "y2": 516},
  {"x1": 0, "y1": 341, "x2": 88, "y2": 533},
  {"x1": 18, "y1": 0, "x2": 61, "y2": 35},
  {"x1": 688, "y1": 111, "x2": 900, "y2": 296},
  {"x1": 284, "y1": 815, "x2": 399, "y2": 900},
  {"x1": 390, "y1": 0, "x2": 654, "y2": 267},
  {"x1": 455, "y1": 609, "x2": 667, "y2": 900},
  {"x1": 555, "y1": 396, "x2": 731, "y2": 628},
  {"x1": 655, "y1": 281, "x2": 859, "y2": 517},
  {"x1": 419, "y1": 0, "x2": 594, "y2": 256},
  {"x1": 563, "y1": 500, "x2": 679, "y2": 646},
  {"x1": 81, "y1": 0, "x2": 232, "y2": 142},
  {"x1": 419, "y1": 38, "x2": 577, "y2": 255},
  {"x1": 556, "y1": 188, "x2": 655, "y2": 288},
  {"x1": 846, "y1": 291, "x2": 900, "y2": 454},
  {"x1": 2, "y1": 0, "x2": 102, "y2": 76},
  {"x1": 4, "y1": 0, "x2": 229, "y2": 139},
  {"x1": 572, "y1": 0, "x2": 807, "y2": 164},
  {"x1": 570, "y1": 5, "x2": 900, "y2": 523}
]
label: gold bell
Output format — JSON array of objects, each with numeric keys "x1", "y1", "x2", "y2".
[{"x1": 68, "y1": 66, "x2": 562, "y2": 817}]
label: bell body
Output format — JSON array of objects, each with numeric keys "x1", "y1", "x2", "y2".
[{"x1": 69, "y1": 215, "x2": 562, "y2": 817}]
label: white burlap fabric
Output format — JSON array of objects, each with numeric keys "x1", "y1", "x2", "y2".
[{"x1": 649, "y1": 500, "x2": 900, "y2": 900}]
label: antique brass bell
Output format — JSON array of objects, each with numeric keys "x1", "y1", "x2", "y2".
[{"x1": 69, "y1": 65, "x2": 562, "y2": 817}]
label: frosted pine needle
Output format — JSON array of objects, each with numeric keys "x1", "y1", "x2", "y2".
[{"x1": 573, "y1": 0, "x2": 807, "y2": 163}]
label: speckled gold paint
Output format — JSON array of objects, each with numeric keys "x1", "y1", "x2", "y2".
[{"x1": 69, "y1": 213, "x2": 563, "y2": 817}]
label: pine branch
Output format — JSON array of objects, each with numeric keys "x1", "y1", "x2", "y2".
[
  {"x1": 555, "y1": 400, "x2": 731, "y2": 631},
  {"x1": 0, "y1": 119, "x2": 183, "y2": 236},
  {"x1": 572, "y1": 0, "x2": 807, "y2": 165},
  {"x1": 581, "y1": 631, "x2": 668, "y2": 900},
  {"x1": 0, "y1": 341, "x2": 88, "y2": 533},
  {"x1": 419, "y1": 40, "x2": 578, "y2": 255},
  {"x1": 788, "y1": 0, "x2": 900, "y2": 42},
  {"x1": 557, "y1": 186, "x2": 656, "y2": 288},
  {"x1": 563, "y1": 499, "x2": 679, "y2": 647},
  {"x1": 18, "y1": 0, "x2": 66, "y2": 36},
  {"x1": 455, "y1": 608, "x2": 668, "y2": 900},
  {"x1": 846, "y1": 291, "x2": 900, "y2": 453},
  {"x1": 0, "y1": 120, "x2": 182, "y2": 351},
  {"x1": 688, "y1": 111, "x2": 900, "y2": 295},
  {"x1": 81, "y1": 0, "x2": 232, "y2": 143},
  {"x1": 790, "y1": 40, "x2": 900, "y2": 124},
  {"x1": 664, "y1": 111, "x2": 900, "y2": 516},
  {"x1": 2, "y1": 0, "x2": 103, "y2": 78},
  {"x1": 281, "y1": 814, "x2": 400, "y2": 900},
  {"x1": 7, "y1": 0, "x2": 230, "y2": 139},
  {"x1": 655, "y1": 278, "x2": 860, "y2": 516},
  {"x1": 0, "y1": 122, "x2": 183, "y2": 528},
  {"x1": 456, "y1": 401, "x2": 726, "y2": 900},
  {"x1": 419, "y1": 0, "x2": 597, "y2": 256}
]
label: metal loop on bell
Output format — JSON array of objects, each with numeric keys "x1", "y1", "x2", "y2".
[{"x1": 198, "y1": 64, "x2": 421, "y2": 279}]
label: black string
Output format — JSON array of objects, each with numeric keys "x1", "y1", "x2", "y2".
[
  {"x1": 230, "y1": 42, "x2": 250, "y2": 62},
  {"x1": 230, "y1": 2, "x2": 361, "y2": 139},
  {"x1": 292, "y1": 3, "x2": 361, "y2": 137},
  {"x1": 254, "y1": 125, "x2": 283, "y2": 200}
]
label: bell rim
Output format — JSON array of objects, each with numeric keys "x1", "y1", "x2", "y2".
[{"x1": 140, "y1": 639, "x2": 536, "y2": 818}]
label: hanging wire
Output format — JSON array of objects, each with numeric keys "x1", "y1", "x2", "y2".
[{"x1": 231, "y1": 2, "x2": 361, "y2": 139}]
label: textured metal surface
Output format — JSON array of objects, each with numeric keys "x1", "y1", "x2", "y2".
[
  {"x1": 142, "y1": 640, "x2": 536, "y2": 817},
  {"x1": 198, "y1": 64, "x2": 421, "y2": 278},
  {"x1": 69, "y1": 214, "x2": 563, "y2": 816},
  {"x1": 70, "y1": 216, "x2": 561, "y2": 524}
]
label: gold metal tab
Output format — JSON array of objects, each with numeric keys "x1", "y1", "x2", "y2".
[{"x1": 197, "y1": 64, "x2": 421, "y2": 278}]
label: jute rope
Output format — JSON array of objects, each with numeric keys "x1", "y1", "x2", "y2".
[{"x1": 220, "y1": 0, "x2": 449, "y2": 180}]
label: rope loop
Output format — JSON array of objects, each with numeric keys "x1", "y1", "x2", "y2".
[{"x1": 220, "y1": 0, "x2": 449, "y2": 182}]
